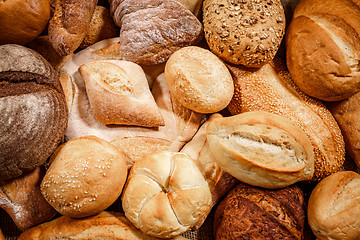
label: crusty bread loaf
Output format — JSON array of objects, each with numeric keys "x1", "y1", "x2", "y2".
[
  {"x1": 41, "y1": 136, "x2": 127, "y2": 218},
  {"x1": 48, "y1": 0, "x2": 98, "y2": 56},
  {"x1": 0, "y1": 167, "x2": 56, "y2": 231},
  {"x1": 206, "y1": 111, "x2": 314, "y2": 188},
  {"x1": 286, "y1": 0, "x2": 360, "y2": 101},
  {"x1": 122, "y1": 151, "x2": 212, "y2": 238},
  {"x1": 226, "y1": 58, "x2": 345, "y2": 181},
  {"x1": 18, "y1": 211, "x2": 189, "y2": 240},
  {"x1": 165, "y1": 46, "x2": 234, "y2": 114},
  {"x1": 214, "y1": 182, "x2": 307, "y2": 240},
  {"x1": 0, "y1": 44, "x2": 68, "y2": 180},
  {"x1": 307, "y1": 171, "x2": 360, "y2": 240},
  {"x1": 0, "y1": 0, "x2": 50, "y2": 45},
  {"x1": 203, "y1": 0, "x2": 286, "y2": 68}
]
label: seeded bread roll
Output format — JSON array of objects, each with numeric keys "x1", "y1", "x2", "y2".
[
  {"x1": 41, "y1": 136, "x2": 127, "y2": 218},
  {"x1": 0, "y1": 44, "x2": 68, "y2": 180},
  {"x1": 226, "y1": 58, "x2": 345, "y2": 181},
  {"x1": 165, "y1": 46, "x2": 234, "y2": 114},
  {"x1": 214, "y1": 182, "x2": 307, "y2": 240},
  {"x1": 307, "y1": 171, "x2": 360, "y2": 240},
  {"x1": 203, "y1": 0, "x2": 285, "y2": 68}
]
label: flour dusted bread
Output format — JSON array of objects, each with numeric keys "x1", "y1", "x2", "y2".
[
  {"x1": 79, "y1": 60, "x2": 164, "y2": 127},
  {"x1": 307, "y1": 171, "x2": 360, "y2": 240},
  {"x1": 41, "y1": 136, "x2": 127, "y2": 218},
  {"x1": 0, "y1": 44, "x2": 68, "y2": 180},
  {"x1": 122, "y1": 151, "x2": 212, "y2": 238},
  {"x1": 206, "y1": 111, "x2": 314, "y2": 188}
]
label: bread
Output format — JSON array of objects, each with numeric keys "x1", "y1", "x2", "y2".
[
  {"x1": 176, "y1": 0, "x2": 203, "y2": 18},
  {"x1": 203, "y1": 0, "x2": 286, "y2": 68},
  {"x1": 110, "y1": 0, "x2": 203, "y2": 65},
  {"x1": 122, "y1": 151, "x2": 212, "y2": 238},
  {"x1": 0, "y1": 44, "x2": 68, "y2": 180},
  {"x1": 48, "y1": 0, "x2": 98, "y2": 56},
  {"x1": 0, "y1": 229, "x2": 4, "y2": 240},
  {"x1": 40, "y1": 136, "x2": 127, "y2": 218},
  {"x1": 18, "y1": 211, "x2": 189, "y2": 240},
  {"x1": 60, "y1": 38, "x2": 202, "y2": 153},
  {"x1": 307, "y1": 171, "x2": 360, "y2": 240},
  {"x1": 286, "y1": 0, "x2": 360, "y2": 101},
  {"x1": 226, "y1": 58, "x2": 345, "y2": 181},
  {"x1": 0, "y1": 0, "x2": 50, "y2": 45},
  {"x1": 165, "y1": 46, "x2": 234, "y2": 114},
  {"x1": 206, "y1": 111, "x2": 314, "y2": 188},
  {"x1": 181, "y1": 114, "x2": 238, "y2": 209},
  {"x1": 214, "y1": 182, "x2": 307, "y2": 240},
  {"x1": 80, "y1": 6, "x2": 119, "y2": 49},
  {"x1": 0, "y1": 167, "x2": 57, "y2": 231},
  {"x1": 327, "y1": 92, "x2": 360, "y2": 168}
]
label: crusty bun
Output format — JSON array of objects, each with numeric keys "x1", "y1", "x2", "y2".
[
  {"x1": 307, "y1": 171, "x2": 360, "y2": 240},
  {"x1": 122, "y1": 151, "x2": 212, "y2": 238},
  {"x1": 0, "y1": 0, "x2": 50, "y2": 45},
  {"x1": 41, "y1": 136, "x2": 127, "y2": 218},
  {"x1": 165, "y1": 46, "x2": 234, "y2": 114},
  {"x1": 203, "y1": 0, "x2": 285, "y2": 68},
  {"x1": 176, "y1": 0, "x2": 203, "y2": 18},
  {"x1": 0, "y1": 44, "x2": 68, "y2": 180},
  {"x1": 18, "y1": 211, "x2": 189, "y2": 240},
  {"x1": 214, "y1": 182, "x2": 307, "y2": 240},
  {"x1": 226, "y1": 58, "x2": 345, "y2": 181},
  {"x1": 286, "y1": 0, "x2": 360, "y2": 101},
  {"x1": 206, "y1": 111, "x2": 314, "y2": 189}
]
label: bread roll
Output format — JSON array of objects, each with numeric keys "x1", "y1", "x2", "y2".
[
  {"x1": 176, "y1": 0, "x2": 203, "y2": 18},
  {"x1": 214, "y1": 182, "x2": 307, "y2": 240},
  {"x1": 110, "y1": 0, "x2": 203, "y2": 65},
  {"x1": 206, "y1": 111, "x2": 314, "y2": 188},
  {"x1": 41, "y1": 136, "x2": 127, "y2": 218},
  {"x1": 0, "y1": 44, "x2": 68, "y2": 180},
  {"x1": 286, "y1": 0, "x2": 360, "y2": 101},
  {"x1": 203, "y1": 0, "x2": 285, "y2": 68},
  {"x1": 0, "y1": 0, "x2": 50, "y2": 45},
  {"x1": 226, "y1": 58, "x2": 345, "y2": 181},
  {"x1": 18, "y1": 211, "x2": 189, "y2": 240},
  {"x1": 0, "y1": 167, "x2": 56, "y2": 231},
  {"x1": 122, "y1": 151, "x2": 212, "y2": 238},
  {"x1": 165, "y1": 46, "x2": 234, "y2": 114},
  {"x1": 307, "y1": 171, "x2": 360, "y2": 240}
]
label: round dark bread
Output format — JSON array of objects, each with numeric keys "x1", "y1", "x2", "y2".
[{"x1": 0, "y1": 44, "x2": 68, "y2": 180}]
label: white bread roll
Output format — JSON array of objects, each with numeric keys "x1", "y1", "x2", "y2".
[
  {"x1": 165, "y1": 46, "x2": 234, "y2": 114},
  {"x1": 122, "y1": 151, "x2": 212, "y2": 238},
  {"x1": 41, "y1": 136, "x2": 127, "y2": 218},
  {"x1": 206, "y1": 111, "x2": 314, "y2": 189},
  {"x1": 308, "y1": 171, "x2": 360, "y2": 240}
]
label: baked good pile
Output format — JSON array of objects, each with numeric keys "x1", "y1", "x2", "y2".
[{"x1": 1, "y1": 0, "x2": 359, "y2": 239}]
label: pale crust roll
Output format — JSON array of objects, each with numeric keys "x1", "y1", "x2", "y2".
[
  {"x1": 307, "y1": 171, "x2": 360, "y2": 240},
  {"x1": 226, "y1": 58, "x2": 345, "y2": 181}
]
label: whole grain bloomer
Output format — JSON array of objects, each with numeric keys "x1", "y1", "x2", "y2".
[
  {"x1": 122, "y1": 151, "x2": 212, "y2": 238},
  {"x1": 165, "y1": 46, "x2": 234, "y2": 114},
  {"x1": 40, "y1": 136, "x2": 127, "y2": 218},
  {"x1": 203, "y1": 0, "x2": 285, "y2": 68},
  {"x1": 206, "y1": 111, "x2": 314, "y2": 189}
]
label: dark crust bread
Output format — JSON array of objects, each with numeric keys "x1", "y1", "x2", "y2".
[{"x1": 214, "y1": 182, "x2": 306, "y2": 240}]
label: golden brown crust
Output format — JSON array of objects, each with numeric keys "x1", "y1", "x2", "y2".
[
  {"x1": 226, "y1": 58, "x2": 345, "y2": 181},
  {"x1": 214, "y1": 182, "x2": 306, "y2": 240},
  {"x1": 0, "y1": 229, "x2": 4, "y2": 240}
]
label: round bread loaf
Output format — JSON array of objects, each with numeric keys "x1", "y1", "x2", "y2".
[
  {"x1": 40, "y1": 136, "x2": 127, "y2": 218},
  {"x1": 307, "y1": 171, "x2": 360, "y2": 240},
  {"x1": 122, "y1": 151, "x2": 212, "y2": 238},
  {"x1": 165, "y1": 46, "x2": 234, "y2": 114},
  {"x1": 206, "y1": 111, "x2": 314, "y2": 189},
  {"x1": 0, "y1": 0, "x2": 50, "y2": 45},
  {"x1": 203, "y1": 0, "x2": 285, "y2": 68},
  {"x1": 214, "y1": 182, "x2": 307, "y2": 240},
  {"x1": 0, "y1": 44, "x2": 68, "y2": 180}
]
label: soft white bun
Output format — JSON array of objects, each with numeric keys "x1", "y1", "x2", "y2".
[
  {"x1": 206, "y1": 111, "x2": 314, "y2": 189},
  {"x1": 122, "y1": 151, "x2": 212, "y2": 238}
]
